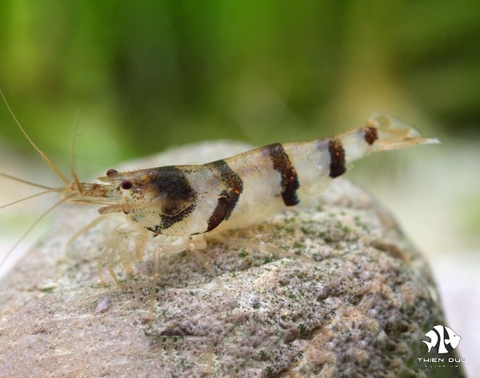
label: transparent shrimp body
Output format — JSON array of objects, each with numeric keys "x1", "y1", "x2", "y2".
[{"x1": 0, "y1": 87, "x2": 439, "y2": 306}]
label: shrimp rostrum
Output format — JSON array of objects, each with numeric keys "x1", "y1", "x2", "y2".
[{"x1": 1, "y1": 90, "x2": 439, "y2": 291}]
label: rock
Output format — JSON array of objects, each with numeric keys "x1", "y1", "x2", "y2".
[{"x1": 0, "y1": 141, "x2": 464, "y2": 377}]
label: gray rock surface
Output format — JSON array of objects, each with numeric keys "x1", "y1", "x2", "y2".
[{"x1": 0, "y1": 142, "x2": 464, "y2": 377}]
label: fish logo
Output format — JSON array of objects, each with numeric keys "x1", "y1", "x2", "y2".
[{"x1": 423, "y1": 325, "x2": 461, "y2": 354}]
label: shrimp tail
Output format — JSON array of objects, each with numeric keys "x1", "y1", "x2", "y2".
[{"x1": 367, "y1": 113, "x2": 440, "y2": 152}]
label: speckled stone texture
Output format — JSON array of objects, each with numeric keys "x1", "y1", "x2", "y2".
[{"x1": 0, "y1": 142, "x2": 464, "y2": 378}]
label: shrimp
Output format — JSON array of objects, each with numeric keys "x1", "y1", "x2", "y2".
[{"x1": 0, "y1": 88, "x2": 439, "y2": 311}]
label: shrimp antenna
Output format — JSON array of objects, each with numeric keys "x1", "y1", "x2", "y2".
[
  {"x1": 0, "y1": 199, "x2": 64, "y2": 273},
  {"x1": 70, "y1": 109, "x2": 84, "y2": 194},
  {"x1": 0, "y1": 172, "x2": 55, "y2": 190},
  {"x1": 0, "y1": 88, "x2": 71, "y2": 185},
  {"x1": 0, "y1": 186, "x2": 67, "y2": 210}
]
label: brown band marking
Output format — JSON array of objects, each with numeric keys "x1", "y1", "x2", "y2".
[
  {"x1": 267, "y1": 143, "x2": 300, "y2": 206},
  {"x1": 363, "y1": 126, "x2": 378, "y2": 145},
  {"x1": 328, "y1": 138, "x2": 346, "y2": 178},
  {"x1": 207, "y1": 160, "x2": 244, "y2": 232},
  {"x1": 145, "y1": 166, "x2": 197, "y2": 233}
]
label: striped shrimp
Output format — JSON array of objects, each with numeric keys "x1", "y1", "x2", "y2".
[{"x1": 0, "y1": 89, "x2": 439, "y2": 310}]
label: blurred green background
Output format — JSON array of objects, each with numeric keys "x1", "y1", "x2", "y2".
[
  {"x1": 0, "y1": 0, "x2": 479, "y2": 236},
  {"x1": 0, "y1": 3, "x2": 479, "y2": 372},
  {"x1": 0, "y1": 0, "x2": 479, "y2": 174},
  {"x1": 0, "y1": 1, "x2": 479, "y2": 234}
]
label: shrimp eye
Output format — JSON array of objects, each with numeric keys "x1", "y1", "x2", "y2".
[
  {"x1": 121, "y1": 180, "x2": 133, "y2": 190},
  {"x1": 106, "y1": 169, "x2": 118, "y2": 177}
]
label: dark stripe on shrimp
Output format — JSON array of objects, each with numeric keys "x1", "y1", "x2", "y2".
[
  {"x1": 328, "y1": 138, "x2": 346, "y2": 178},
  {"x1": 363, "y1": 126, "x2": 378, "y2": 145},
  {"x1": 148, "y1": 203, "x2": 197, "y2": 234},
  {"x1": 267, "y1": 143, "x2": 300, "y2": 206},
  {"x1": 207, "y1": 160, "x2": 244, "y2": 232},
  {"x1": 145, "y1": 166, "x2": 198, "y2": 232}
]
